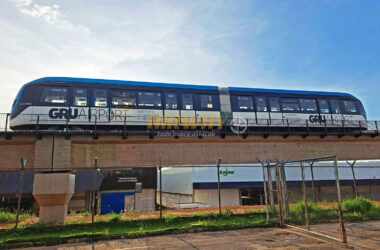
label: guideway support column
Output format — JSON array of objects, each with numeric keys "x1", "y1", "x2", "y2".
[{"x1": 33, "y1": 173, "x2": 75, "y2": 224}]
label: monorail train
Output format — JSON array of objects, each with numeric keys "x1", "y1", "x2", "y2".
[{"x1": 10, "y1": 77, "x2": 367, "y2": 131}]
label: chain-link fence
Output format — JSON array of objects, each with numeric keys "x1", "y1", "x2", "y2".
[{"x1": 1, "y1": 157, "x2": 380, "y2": 244}]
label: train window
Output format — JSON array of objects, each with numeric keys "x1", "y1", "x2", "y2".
[
  {"x1": 281, "y1": 98, "x2": 300, "y2": 112},
  {"x1": 269, "y1": 97, "x2": 280, "y2": 112},
  {"x1": 329, "y1": 100, "x2": 341, "y2": 114},
  {"x1": 182, "y1": 93, "x2": 193, "y2": 110},
  {"x1": 111, "y1": 91, "x2": 136, "y2": 108},
  {"x1": 255, "y1": 97, "x2": 268, "y2": 112},
  {"x1": 236, "y1": 96, "x2": 254, "y2": 111},
  {"x1": 73, "y1": 89, "x2": 88, "y2": 107},
  {"x1": 199, "y1": 94, "x2": 215, "y2": 110},
  {"x1": 41, "y1": 87, "x2": 67, "y2": 104},
  {"x1": 343, "y1": 100, "x2": 358, "y2": 114},
  {"x1": 318, "y1": 99, "x2": 330, "y2": 114},
  {"x1": 138, "y1": 91, "x2": 162, "y2": 108},
  {"x1": 165, "y1": 93, "x2": 178, "y2": 110},
  {"x1": 94, "y1": 89, "x2": 108, "y2": 107},
  {"x1": 300, "y1": 99, "x2": 317, "y2": 113}
]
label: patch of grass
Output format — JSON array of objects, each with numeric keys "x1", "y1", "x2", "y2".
[
  {"x1": 289, "y1": 201, "x2": 336, "y2": 224},
  {"x1": 0, "y1": 212, "x2": 274, "y2": 249},
  {"x1": 342, "y1": 197, "x2": 374, "y2": 214},
  {"x1": 108, "y1": 213, "x2": 122, "y2": 223},
  {"x1": 0, "y1": 210, "x2": 31, "y2": 223},
  {"x1": 342, "y1": 198, "x2": 380, "y2": 221}
]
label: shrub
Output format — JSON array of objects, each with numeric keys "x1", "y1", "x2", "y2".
[
  {"x1": 108, "y1": 213, "x2": 122, "y2": 223},
  {"x1": 223, "y1": 209, "x2": 234, "y2": 217},
  {"x1": 289, "y1": 201, "x2": 333, "y2": 224},
  {"x1": 291, "y1": 201, "x2": 322, "y2": 215},
  {"x1": 342, "y1": 197, "x2": 373, "y2": 214},
  {"x1": 0, "y1": 210, "x2": 16, "y2": 223},
  {"x1": 0, "y1": 210, "x2": 31, "y2": 223}
]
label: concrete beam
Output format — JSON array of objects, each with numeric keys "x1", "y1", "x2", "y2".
[{"x1": 2, "y1": 134, "x2": 380, "y2": 170}]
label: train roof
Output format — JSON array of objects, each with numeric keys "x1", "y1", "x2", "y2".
[
  {"x1": 228, "y1": 87, "x2": 356, "y2": 99},
  {"x1": 26, "y1": 77, "x2": 219, "y2": 92},
  {"x1": 26, "y1": 77, "x2": 357, "y2": 100}
]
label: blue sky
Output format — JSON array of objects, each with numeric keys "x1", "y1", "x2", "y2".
[{"x1": 1, "y1": 0, "x2": 380, "y2": 118}]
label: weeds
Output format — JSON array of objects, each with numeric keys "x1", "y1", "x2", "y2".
[{"x1": 342, "y1": 197, "x2": 373, "y2": 214}]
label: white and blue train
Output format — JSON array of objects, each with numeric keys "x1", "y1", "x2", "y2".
[{"x1": 10, "y1": 77, "x2": 367, "y2": 131}]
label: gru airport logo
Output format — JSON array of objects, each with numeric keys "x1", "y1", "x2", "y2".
[
  {"x1": 309, "y1": 115, "x2": 327, "y2": 124},
  {"x1": 49, "y1": 108, "x2": 79, "y2": 119}
]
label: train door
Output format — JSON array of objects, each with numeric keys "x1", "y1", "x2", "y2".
[
  {"x1": 90, "y1": 89, "x2": 110, "y2": 125},
  {"x1": 254, "y1": 96, "x2": 270, "y2": 126},
  {"x1": 163, "y1": 93, "x2": 180, "y2": 128},
  {"x1": 268, "y1": 97, "x2": 283, "y2": 127},
  {"x1": 180, "y1": 93, "x2": 197, "y2": 128},
  {"x1": 231, "y1": 95, "x2": 256, "y2": 127},
  {"x1": 195, "y1": 94, "x2": 221, "y2": 128},
  {"x1": 329, "y1": 99, "x2": 344, "y2": 127}
]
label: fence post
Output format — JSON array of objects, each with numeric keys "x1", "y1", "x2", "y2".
[
  {"x1": 346, "y1": 161, "x2": 358, "y2": 198},
  {"x1": 267, "y1": 165, "x2": 275, "y2": 208},
  {"x1": 122, "y1": 115, "x2": 127, "y2": 139},
  {"x1": 300, "y1": 161, "x2": 310, "y2": 230},
  {"x1": 310, "y1": 161, "x2": 316, "y2": 202},
  {"x1": 334, "y1": 157, "x2": 348, "y2": 244},
  {"x1": 36, "y1": 115, "x2": 40, "y2": 131},
  {"x1": 93, "y1": 116, "x2": 98, "y2": 139},
  {"x1": 216, "y1": 159, "x2": 222, "y2": 215},
  {"x1": 5, "y1": 113, "x2": 9, "y2": 135},
  {"x1": 275, "y1": 164, "x2": 285, "y2": 227},
  {"x1": 15, "y1": 158, "x2": 27, "y2": 229},
  {"x1": 262, "y1": 165, "x2": 270, "y2": 223},
  {"x1": 91, "y1": 158, "x2": 99, "y2": 225},
  {"x1": 159, "y1": 165, "x2": 163, "y2": 220},
  {"x1": 50, "y1": 135, "x2": 55, "y2": 172},
  {"x1": 280, "y1": 164, "x2": 289, "y2": 219}
]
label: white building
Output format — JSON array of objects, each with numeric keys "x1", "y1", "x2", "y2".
[{"x1": 158, "y1": 161, "x2": 380, "y2": 208}]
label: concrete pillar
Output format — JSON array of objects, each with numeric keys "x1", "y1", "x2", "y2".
[
  {"x1": 34, "y1": 136, "x2": 71, "y2": 170},
  {"x1": 33, "y1": 173, "x2": 75, "y2": 224}
]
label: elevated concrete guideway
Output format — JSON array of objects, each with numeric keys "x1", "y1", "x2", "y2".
[
  {"x1": 1, "y1": 134, "x2": 380, "y2": 171},
  {"x1": 3, "y1": 133, "x2": 380, "y2": 224}
]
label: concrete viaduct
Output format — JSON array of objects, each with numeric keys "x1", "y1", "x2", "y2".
[
  {"x1": 1, "y1": 132, "x2": 380, "y2": 224},
  {"x1": 1, "y1": 134, "x2": 380, "y2": 171}
]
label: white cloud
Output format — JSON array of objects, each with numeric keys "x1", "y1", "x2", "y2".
[
  {"x1": 0, "y1": 1, "x2": 269, "y2": 113},
  {"x1": 10, "y1": 0, "x2": 90, "y2": 33},
  {"x1": 12, "y1": 0, "x2": 60, "y2": 24}
]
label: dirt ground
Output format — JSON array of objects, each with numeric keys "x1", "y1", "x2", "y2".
[
  {"x1": 0, "y1": 205, "x2": 265, "y2": 230},
  {"x1": 18, "y1": 220, "x2": 380, "y2": 250},
  {"x1": 19, "y1": 227, "x2": 349, "y2": 250}
]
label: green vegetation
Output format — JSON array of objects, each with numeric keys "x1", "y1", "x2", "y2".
[
  {"x1": 289, "y1": 197, "x2": 380, "y2": 224},
  {"x1": 289, "y1": 201, "x2": 337, "y2": 224},
  {"x1": 0, "y1": 213, "x2": 272, "y2": 249},
  {"x1": 342, "y1": 197, "x2": 380, "y2": 221},
  {"x1": 0, "y1": 210, "x2": 31, "y2": 223},
  {"x1": 1, "y1": 198, "x2": 380, "y2": 249},
  {"x1": 342, "y1": 197, "x2": 373, "y2": 214}
]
